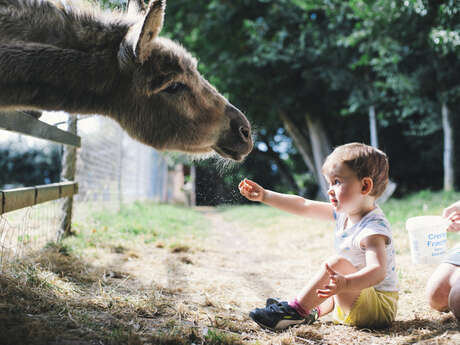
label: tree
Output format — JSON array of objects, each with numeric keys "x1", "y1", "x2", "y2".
[
  {"x1": 166, "y1": 0, "x2": 338, "y2": 198},
  {"x1": 338, "y1": 0, "x2": 459, "y2": 193},
  {"x1": 430, "y1": 0, "x2": 460, "y2": 191},
  {"x1": 161, "y1": 0, "x2": 460, "y2": 201}
]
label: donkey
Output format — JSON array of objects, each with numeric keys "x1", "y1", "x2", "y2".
[{"x1": 0, "y1": 0, "x2": 253, "y2": 161}]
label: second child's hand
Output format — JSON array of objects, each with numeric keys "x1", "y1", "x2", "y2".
[
  {"x1": 442, "y1": 202, "x2": 460, "y2": 232},
  {"x1": 238, "y1": 178, "x2": 265, "y2": 202}
]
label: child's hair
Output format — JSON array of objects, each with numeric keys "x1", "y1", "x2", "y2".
[{"x1": 322, "y1": 143, "x2": 389, "y2": 198}]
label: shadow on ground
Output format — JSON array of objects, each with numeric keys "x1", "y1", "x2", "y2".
[
  {"x1": 0, "y1": 244, "x2": 235, "y2": 345},
  {"x1": 1, "y1": 239, "x2": 459, "y2": 345}
]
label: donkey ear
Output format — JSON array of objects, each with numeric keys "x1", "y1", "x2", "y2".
[
  {"x1": 127, "y1": 0, "x2": 146, "y2": 15},
  {"x1": 135, "y1": 0, "x2": 166, "y2": 64}
]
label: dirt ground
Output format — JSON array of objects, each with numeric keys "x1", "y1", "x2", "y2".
[{"x1": 1, "y1": 207, "x2": 459, "y2": 344}]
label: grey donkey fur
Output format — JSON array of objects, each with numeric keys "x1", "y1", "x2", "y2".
[{"x1": 0, "y1": 0, "x2": 253, "y2": 161}]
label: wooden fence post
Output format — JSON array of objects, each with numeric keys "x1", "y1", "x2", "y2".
[{"x1": 58, "y1": 114, "x2": 78, "y2": 240}]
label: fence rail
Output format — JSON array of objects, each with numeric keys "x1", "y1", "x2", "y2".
[
  {"x1": 0, "y1": 111, "x2": 81, "y2": 147},
  {"x1": 1, "y1": 112, "x2": 171, "y2": 270},
  {"x1": 0, "y1": 111, "x2": 83, "y2": 270},
  {"x1": 0, "y1": 111, "x2": 80, "y2": 249},
  {"x1": 0, "y1": 182, "x2": 78, "y2": 215}
]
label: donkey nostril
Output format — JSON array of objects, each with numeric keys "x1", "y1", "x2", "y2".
[{"x1": 239, "y1": 126, "x2": 250, "y2": 142}]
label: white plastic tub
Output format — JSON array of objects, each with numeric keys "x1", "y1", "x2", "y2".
[{"x1": 406, "y1": 216, "x2": 449, "y2": 264}]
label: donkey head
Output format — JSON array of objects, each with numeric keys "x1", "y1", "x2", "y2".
[{"x1": 117, "y1": 0, "x2": 252, "y2": 161}]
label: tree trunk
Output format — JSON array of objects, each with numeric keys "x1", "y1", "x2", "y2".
[
  {"x1": 279, "y1": 111, "x2": 331, "y2": 199},
  {"x1": 442, "y1": 101, "x2": 454, "y2": 191},
  {"x1": 279, "y1": 111, "x2": 316, "y2": 174},
  {"x1": 305, "y1": 114, "x2": 331, "y2": 200},
  {"x1": 367, "y1": 105, "x2": 397, "y2": 203},
  {"x1": 369, "y1": 105, "x2": 378, "y2": 148}
]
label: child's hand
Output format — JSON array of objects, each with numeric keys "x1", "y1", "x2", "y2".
[
  {"x1": 442, "y1": 201, "x2": 460, "y2": 232},
  {"x1": 317, "y1": 264, "x2": 349, "y2": 298},
  {"x1": 238, "y1": 178, "x2": 264, "y2": 202}
]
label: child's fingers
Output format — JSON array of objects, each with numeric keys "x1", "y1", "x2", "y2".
[
  {"x1": 316, "y1": 289, "x2": 333, "y2": 298},
  {"x1": 244, "y1": 179, "x2": 259, "y2": 188},
  {"x1": 443, "y1": 206, "x2": 456, "y2": 218},
  {"x1": 443, "y1": 205, "x2": 460, "y2": 218},
  {"x1": 243, "y1": 185, "x2": 253, "y2": 193},
  {"x1": 239, "y1": 187, "x2": 250, "y2": 197},
  {"x1": 448, "y1": 222, "x2": 460, "y2": 232},
  {"x1": 238, "y1": 181, "x2": 262, "y2": 201},
  {"x1": 447, "y1": 212, "x2": 460, "y2": 221},
  {"x1": 449, "y1": 214, "x2": 460, "y2": 223},
  {"x1": 446, "y1": 213, "x2": 460, "y2": 231},
  {"x1": 242, "y1": 181, "x2": 263, "y2": 196},
  {"x1": 239, "y1": 180, "x2": 254, "y2": 191},
  {"x1": 325, "y1": 263, "x2": 337, "y2": 276},
  {"x1": 240, "y1": 187, "x2": 260, "y2": 200}
]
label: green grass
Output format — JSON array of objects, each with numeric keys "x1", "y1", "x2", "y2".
[
  {"x1": 218, "y1": 190, "x2": 460, "y2": 242},
  {"x1": 382, "y1": 190, "x2": 460, "y2": 229},
  {"x1": 63, "y1": 190, "x2": 460, "y2": 252},
  {"x1": 216, "y1": 204, "x2": 297, "y2": 228},
  {"x1": 64, "y1": 201, "x2": 210, "y2": 252},
  {"x1": 382, "y1": 190, "x2": 460, "y2": 243}
]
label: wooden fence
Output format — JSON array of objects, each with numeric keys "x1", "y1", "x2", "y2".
[{"x1": 0, "y1": 111, "x2": 79, "y2": 237}]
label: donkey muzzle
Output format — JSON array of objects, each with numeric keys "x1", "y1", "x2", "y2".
[{"x1": 213, "y1": 105, "x2": 253, "y2": 161}]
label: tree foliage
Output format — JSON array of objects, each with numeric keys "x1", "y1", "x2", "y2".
[
  {"x1": 105, "y1": 0, "x2": 460, "y2": 202},
  {"x1": 0, "y1": 141, "x2": 62, "y2": 188}
]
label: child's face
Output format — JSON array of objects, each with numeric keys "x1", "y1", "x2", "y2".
[{"x1": 324, "y1": 163, "x2": 367, "y2": 213}]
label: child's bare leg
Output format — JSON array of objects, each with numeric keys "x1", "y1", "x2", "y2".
[
  {"x1": 317, "y1": 297, "x2": 334, "y2": 316},
  {"x1": 297, "y1": 256, "x2": 360, "y2": 314},
  {"x1": 449, "y1": 278, "x2": 460, "y2": 319},
  {"x1": 426, "y1": 263, "x2": 460, "y2": 311}
]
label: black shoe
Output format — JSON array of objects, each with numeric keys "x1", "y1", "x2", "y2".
[
  {"x1": 265, "y1": 297, "x2": 281, "y2": 307},
  {"x1": 249, "y1": 301, "x2": 305, "y2": 331}
]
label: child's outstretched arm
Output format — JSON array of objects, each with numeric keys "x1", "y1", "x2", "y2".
[{"x1": 238, "y1": 178, "x2": 334, "y2": 221}]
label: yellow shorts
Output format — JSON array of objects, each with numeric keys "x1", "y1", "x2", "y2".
[{"x1": 333, "y1": 288, "x2": 398, "y2": 329}]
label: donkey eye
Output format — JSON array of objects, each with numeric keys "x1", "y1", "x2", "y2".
[{"x1": 162, "y1": 82, "x2": 187, "y2": 94}]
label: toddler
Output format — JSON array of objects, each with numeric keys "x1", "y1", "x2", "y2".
[{"x1": 239, "y1": 143, "x2": 398, "y2": 330}]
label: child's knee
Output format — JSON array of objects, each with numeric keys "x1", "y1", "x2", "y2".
[
  {"x1": 325, "y1": 256, "x2": 353, "y2": 270},
  {"x1": 426, "y1": 278, "x2": 450, "y2": 311},
  {"x1": 448, "y1": 282, "x2": 460, "y2": 320}
]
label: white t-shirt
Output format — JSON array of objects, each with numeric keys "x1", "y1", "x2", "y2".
[
  {"x1": 334, "y1": 207, "x2": 398, "y2": 292},
  {"x1": 443, "y1": 242, "x2": 460, "y2": 266}
]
